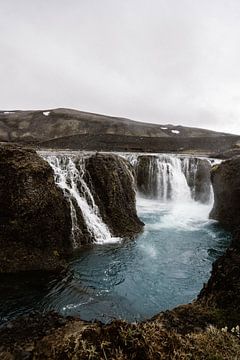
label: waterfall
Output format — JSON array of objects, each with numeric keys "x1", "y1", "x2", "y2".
[
  {"x1": 41, "y1": 153, "x2": 117, "y2": 246},
  {"x1": 157, "y1": 155, "x2": 192, "y2": 202},
  {"x1": 125, "y1": 154, "x2": 212, "y2": 203},
  {"x1": 39, "y1": 151, "x2": 212, "y2": 247}
]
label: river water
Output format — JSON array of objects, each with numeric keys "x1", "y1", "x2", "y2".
[
  {"x1": 0, "y1": 152, "x2": 231, "y2": 324},
  {"x1": 0, "y1": 193, "x2": 230, "y2": 324}
]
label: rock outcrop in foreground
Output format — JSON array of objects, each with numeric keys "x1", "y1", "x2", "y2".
[
  {"x1": 0, "y1": 145, "x2": 72, "y2": 272},
  {"x1": 1, "y1": 305, "x2": 240, "y2": 359}
]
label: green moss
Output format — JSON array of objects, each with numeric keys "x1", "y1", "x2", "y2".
[{"x1": 211, "y1": 164, "x2": 219, "y2": 173}]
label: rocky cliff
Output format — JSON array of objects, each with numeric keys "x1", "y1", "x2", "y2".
[
  {"x1": 135, "y1": 155, "x2": 160, "y2": 198},
  {"x1": 209, "y1": 156, "x2": 240, "y2": 229},
  {"x1": 84, "y1": 153, "x2": 144, "y2": 238},
  {"x1": 198, "y1": 156, "x2": 240, "y2": 321},
  {"x1": 193, "y1": 159, "x2": 212, "y2": 203},
  {"x1": 0, "y1": 145, "x2": 72, "y2": 273}
]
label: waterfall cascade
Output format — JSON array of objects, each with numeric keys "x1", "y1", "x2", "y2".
[
  {"x1": 40, "y1": 152, "x2": 213, "y2": 246},
  {"x1": 126, "y1": 154, "x2": 212, "y2": 203},
  {"x1": 42, "y1": 153, "x2": 117, "y2": 246}
]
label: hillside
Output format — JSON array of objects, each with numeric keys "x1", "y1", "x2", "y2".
[{"x1": 0, "y1": 108, "x2": 239, "y2": 153}]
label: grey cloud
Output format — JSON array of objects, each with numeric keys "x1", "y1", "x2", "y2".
[{"x1": 0, "y1": 0, "x2": 240, "y2": 134}]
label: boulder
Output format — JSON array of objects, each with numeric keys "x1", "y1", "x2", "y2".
[
  {"x1": 84, "y1": 153, "x2": 144, "y2": 238},
  {"x1": 209, "y1": 156, "x2": 240, "y2": 229},
  {"x1": 0, "y1": 144, "x2": 72, "y2": 273}
]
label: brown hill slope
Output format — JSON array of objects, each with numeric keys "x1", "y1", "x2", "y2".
[{"x1": 0, "y1": 108, "x2": 239, "y2": 153}]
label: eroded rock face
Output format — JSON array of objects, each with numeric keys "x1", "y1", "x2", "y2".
[
  {"x1": 210, "y1": 156, "x2": 240, "y2": 229},
  {"x1": 0, "y1": 145, "x2": 72, "y2": 273},
  {"x1": 84, "y1": 153, "x2": 144, "y2": 238},
  {"x1": 194, "y1": 159, "x2": 211, "y2": 203},
  {"x1": 198, "y1": 231, "x2": 240, "y2": 322},
  {"x1": 198, "y1": 156, "x2": 240, "y2": 320},
  {"x1": 136, "y1": 155, "x2": 159, "y2": 198}
]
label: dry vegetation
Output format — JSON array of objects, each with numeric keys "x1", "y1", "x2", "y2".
[
  {"x1": 33, "y1": 321, "x2": 240, "y2": 359},
  {"x1": 2, "y1": 312, "x2": 240, "y2": 360}
]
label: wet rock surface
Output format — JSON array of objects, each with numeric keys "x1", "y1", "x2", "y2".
[
  {"x1": 198, "y1": 157, "x2": 240, "y2": 323},
  {"x1": 210, "y1": 156, "x2": 240, "y2": 229},
  {"x1": 135, "y1": 155, "x2": 212, "y2": 203},
  {"x1": 198, "y1": 230, "x2": 240, "y2": 325},
  {"x1": 84, "y1": 153, "x2": 144, "y2": 238},
  {"x1": 135, "y1": 155, "x2": 159, "y2": 198},
  {"x1": 193, "y1": 159, "x2": 212, "y2": 203},
  {"x1": 0, "y1": 144, "x2": 72, "y2": 273}
]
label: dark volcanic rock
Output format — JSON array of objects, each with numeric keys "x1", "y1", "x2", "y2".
[
  {"x1": 194, "y1": 159, "x2": 211, "y2": 203},
  {"x1": 136, "y1": 155, "x2": 159, "y2": 198},
  {"x1": 198, "y1": 156, "x2": 240, "y2": 322},
  {"x1": 183, "y1": 158, "x2": 212, "y2": 203},
  {"x1": 0, "y1": 144, "x2": 72, "y2": 273},
  {"x1": 210, "y1": 156, "x2": 240, "y2": 229},
  {"x1": 198, "y1": 230, "x2": 240, "y2": 324},
  {"x1": 84, "y1": 153, "x2": 144, "y2": 238}
]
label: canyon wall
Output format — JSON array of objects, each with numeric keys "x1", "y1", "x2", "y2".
[{"x1": 0, "y1": 145, "x2": 72, "y2": 273}]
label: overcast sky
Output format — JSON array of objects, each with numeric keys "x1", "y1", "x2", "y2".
[{"x1": 1, "y1": 0, "x2": 240, "y2": 134}]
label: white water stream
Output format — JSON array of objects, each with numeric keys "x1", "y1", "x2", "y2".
[
  {"x1": 43, "y1": 154, "x2": 119, "y2": 246},
  {"x1": 40, "y1": 152, "x2": 213, "y2": 247}
]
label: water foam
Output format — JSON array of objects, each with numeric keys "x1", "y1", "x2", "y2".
[{"x1": 42, "y1": 154, "x2": 119, "y2": 246}]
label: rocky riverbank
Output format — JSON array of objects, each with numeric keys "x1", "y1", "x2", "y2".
[
  {"x1": 0, "y1": 144, "x2": 72, "y2": 273},
  {"x1": 198, "y1": 156, "x2": 240, "y2": 321},
  {"x1": 209, "y1": 156, "x2": 240, "y2": 229},
  {"x1": 1, "y1": 304, "x2": 240, "y2": 359},
  {"x1": 1, "y1": 151, "x2": 240, "y2": 358},
  {"x1": 0, "y1": 145, "x2": 143, "y2": 272}
]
